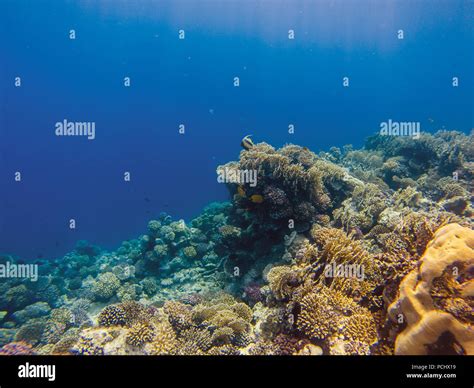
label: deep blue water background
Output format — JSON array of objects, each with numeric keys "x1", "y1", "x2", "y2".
[{"x1": 1, "y1": 0, "x2": 473, "y2": 259}]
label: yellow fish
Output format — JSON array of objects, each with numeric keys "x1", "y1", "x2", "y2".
[
  {"x1": 249, "y1": 194, "x2": 264, "y2": 204},
  {"x1": 241, "y1": 135, "x2": 254, "y2": 150},
  {"x1": 237, "y1": 185, "x2": 246, "y2": 197}
]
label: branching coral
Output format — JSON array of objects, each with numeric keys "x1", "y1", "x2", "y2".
[
  {"x1": 265, "y1": 266, "x2": 301, "y2": 301},
  {"x1": 179, "y1": 327, "x2": 213, "y2": 353},
  {"x1": 119, "y1": 301, "x2": 152, "y2": 326},
  {"x1": 97, "y1": 305, "x2": 127, "y2": 327},
  {"x1": 74, "y1": 334, "x2": 105, "y2": 355},
  {"x1": 190, "y1": 294, "x2": 252, "y2": 348},
  {"x1": 296, "y1": 286, "x2": 378, "y2": 354},
  {"x1": 126, "y1": 322, "x2": 155, "y2": 347},
  {"x1": 163, "y1": 301, "x2": 193, "y2": 334},
  {"x1": 219, "y1": 142, "x2": 356, "y2": 228},
  {"x1": 333, "y1": 183, "x2": 389, "y2": 232},
  {"x1": 146, "y1": 319, "x2": 178, "y2": 355},
  {"x1": 310, "y1": 226, "x2": 370, "y2": 265}
]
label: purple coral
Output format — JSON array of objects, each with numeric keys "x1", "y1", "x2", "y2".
[
  {"x1": 263, "y1": 186, "x2": 289, "y2": 207},
  {"x1": 263, "y1": 186, "x2": 293, "y2": 219},
  {"x1": 243, "y1": 283, "x2": 264, "y2": 305},
  {"x1": 0, "y1": 341, "x2": 36, "y2": 355}
]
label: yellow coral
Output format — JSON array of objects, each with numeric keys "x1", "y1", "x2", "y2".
[
  {"x1": 311, "y1": 226, "x2": 370, "y2": 265},
  {"x1": 388, "y1": 223, "x2": 474, "y2": 355},
  {"x1": 297, "y1": 285, "x2": 377, "y2": 352},
  {"x1": 266, "y1": 266, "x2": 300, "y2": 300},
  {"x1": 163, "y1": 301, "x2": 193, "y2": 333},
  {"x1": 146, "y1": 319, "x2": 178, "y2": 355},
  {"x1": 180, "y1": 327, "x2": 212, "y2": 353},
  {"x1": 190, "y1": 293, "x2": 252, "y2": 348},
  {"x1": 126, "y1": 322, "x2": 155, "y2": 347},
  {"x1": 182, "y1": 246, "x2": 197, "y2": 258},
  {"x1": 298, "y1": 287, "x2": 360, "y2": 340}
]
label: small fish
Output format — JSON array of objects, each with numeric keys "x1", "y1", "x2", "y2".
[
  {"x1": 241, "y1": 135, "x2": 254, "y2": 150},
  {"x1": 144, "y1": 197, "x2": 151, "y2": 203},
  {"x1": 249, "y1": 194, "x2": 264, "y2": 204},
  {"x1": 237, "y1": 185, "x2": 246, "y2": 197}
]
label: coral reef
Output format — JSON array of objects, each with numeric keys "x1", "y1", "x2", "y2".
[{"x1": 1, "y1": 130, "x2": 472, "y2": 355}]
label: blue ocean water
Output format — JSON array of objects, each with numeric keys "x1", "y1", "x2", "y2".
[{"x1": 0, "y1": 0, "x2": 473, "y2": 259}]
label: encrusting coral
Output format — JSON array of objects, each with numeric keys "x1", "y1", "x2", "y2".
[{"x1": 388, "y1": 223, "x2": 474, "y2": 355}]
